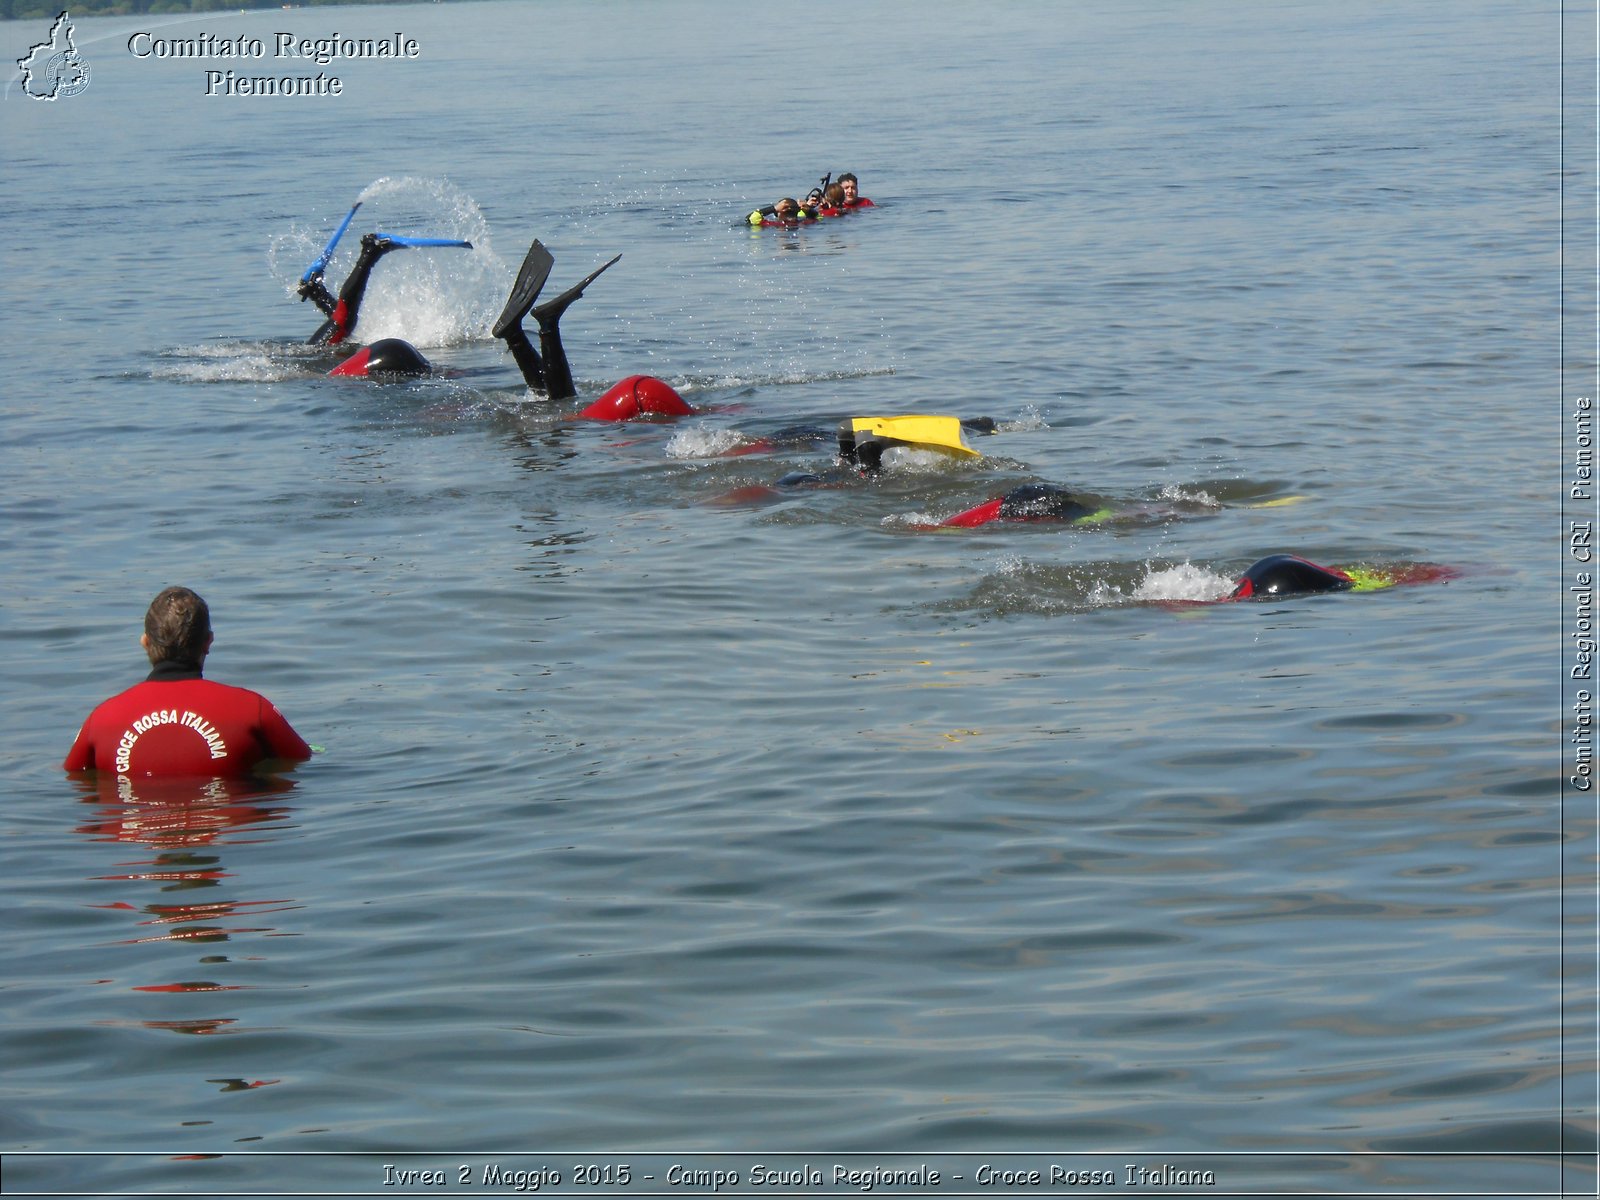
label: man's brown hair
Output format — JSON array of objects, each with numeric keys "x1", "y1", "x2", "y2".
[{"x1": 144, "y1": 586, "x2": 211, "y2": 666}]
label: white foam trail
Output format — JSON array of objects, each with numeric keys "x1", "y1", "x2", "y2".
[
  {"x1": 152, "y1": 342, "x2": 307, "y2": 383},
  {"x1": 665, "y1": 427, "x2": 749, "y2": 458},
  {"x1": 1131, "y1": 562, "x2": 1235, "y2": 603}
]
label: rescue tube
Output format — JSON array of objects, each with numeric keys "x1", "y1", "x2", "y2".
[
  {"x1": 328, "y1": 338, "x2": 432, "y2": 378},
  {"x1": 577, "y1": 375, "x2": 693, "y2": 421}
]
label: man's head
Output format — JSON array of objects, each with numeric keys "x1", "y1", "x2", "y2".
[
  {"x1": 838, "y1": 174, "x2": 859, "y2": 202},
  {"x1": 774, "y1": 197, "x2": 801, "y2": 221},
  {"x1": 142, "y1": 586, "x2": 213, "y2": 667}
]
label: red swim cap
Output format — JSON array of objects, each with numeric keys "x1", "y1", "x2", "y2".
[{"x1": 578, "y1": 375, "x2": 692, "y2": 421}]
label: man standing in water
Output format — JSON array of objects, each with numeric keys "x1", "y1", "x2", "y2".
[{"x1": 63, "y1": 587, "x2": 312, "y2": 778}]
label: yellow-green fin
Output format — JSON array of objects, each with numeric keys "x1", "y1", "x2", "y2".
[
  {"x1": 1247, "y1": 495, "x2": 1310, "y2": 509},
  {"x1": 1342, "y1": 567, "x2": 1393, "y2": 592}
]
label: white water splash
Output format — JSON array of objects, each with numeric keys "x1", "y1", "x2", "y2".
[
  {"x1": 877, "y1": 445, "x2": 982, "y2": 474},
  {"x1": 1131, "y1": 561, "x2": 1235, "y2": 603},
  {"x1": 266, "y1": 177, "x2": 512, "y2": 348},
  {"x1": 665, "y1": 427, "x2": 750, "y2": 458},
  {"x1": 1157, "y1": 482, "x2": 1220, "y2": 508},
  {"x1": 998, "y1": 404, "x2": 1047, "y2": 433}
]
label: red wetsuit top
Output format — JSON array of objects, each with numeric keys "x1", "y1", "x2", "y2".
[
  {"x1": 63, "y1": 661, "x2": 312, "y2": 778},
  {"x1": 843, "y1": 197, "x2": 875, "y2": 208}
]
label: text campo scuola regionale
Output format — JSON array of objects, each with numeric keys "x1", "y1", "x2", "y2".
[
  {"x1": 380, "y1": 1162, "x2": 1221, "y2": 1191},
  {"x1": 126, "y1": 31, "x2": 419, "y2": 96}
]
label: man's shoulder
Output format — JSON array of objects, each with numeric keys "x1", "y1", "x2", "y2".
[
  {"x1": 94, "y1": 675, "x2": 270, "y2": 710},
  {"x1": 187, "y1": 677, "x2": 279, "y2": 707}
]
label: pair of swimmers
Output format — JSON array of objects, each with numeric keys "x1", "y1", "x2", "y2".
[{"x1": 320, "y1": 235, "x2": 694, "y2": 421}]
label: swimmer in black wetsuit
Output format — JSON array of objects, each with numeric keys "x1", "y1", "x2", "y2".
[{"x1": 1228, "y1": 555, "x2": 1354, "y2": 599}]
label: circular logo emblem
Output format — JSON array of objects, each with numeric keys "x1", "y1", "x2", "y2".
[{"x1": 47, "y1": 50, "x2": 91, "y2": 98}]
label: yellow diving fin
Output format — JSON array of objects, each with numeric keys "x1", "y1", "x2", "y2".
[{"x1": 839, "y1": 415, "x2": 982, "y2": 471}]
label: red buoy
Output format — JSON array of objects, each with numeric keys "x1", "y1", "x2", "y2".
[{"x1": 577, "y1": 375, "x2": 692, "y2": 421}]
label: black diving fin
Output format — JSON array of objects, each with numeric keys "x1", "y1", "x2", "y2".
[
  {"x1": 532, "y1": 253, "x2": 621, "y2": 327},
  {"x1": 492, "y1": 240, "x2": 557, "y2": 339}
]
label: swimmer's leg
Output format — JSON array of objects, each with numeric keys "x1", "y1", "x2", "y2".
[
  {"x1": 490, "y1": 241, "x2": 556, "y2": 390},
  {"x1": 530, "y1": 254, "x2": 620, "y2": 402},
  {"x1": 308, "y1": 234, "x2": 406, "y2": 346}
]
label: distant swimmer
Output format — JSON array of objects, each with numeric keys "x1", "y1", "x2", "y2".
[
  {"x1": 296, "y1": 202, "x2": 473, "y2": 346},
  {"x1": 63, "y1": 587, "x2": 312, "y2": 779},
  {"x1": 813, "y1": 183, "x2": 849, "y2": 216},
  {"x1": 748, "y1": 196, "x2": 812, "y2": 227},
  {"x1": 837, "y1": 173, "x2": 874, "y2": 208}
]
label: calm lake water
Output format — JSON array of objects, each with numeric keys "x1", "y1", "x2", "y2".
[{"x1": 1, "y1": 0, "x2": 1591, "y2": 1195}]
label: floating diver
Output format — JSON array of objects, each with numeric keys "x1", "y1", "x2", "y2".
[{"x1": 296, "y1": 201, "x2": 474, "y2": 346}]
